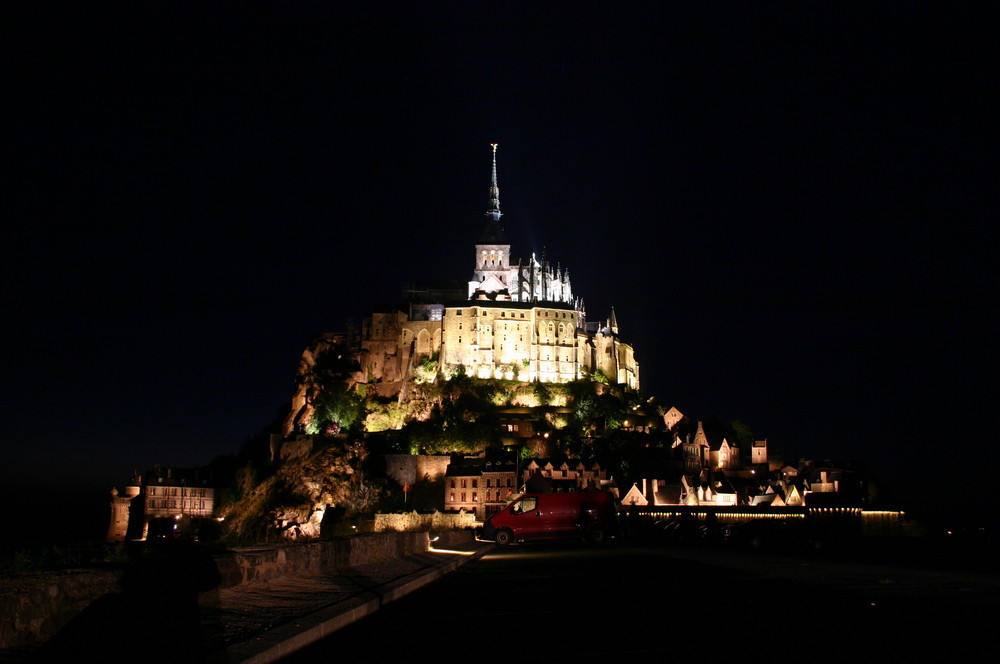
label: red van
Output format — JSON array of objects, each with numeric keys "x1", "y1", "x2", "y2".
[{"x1": 480, "y1": 491, "x2": 619, "y2": 546}]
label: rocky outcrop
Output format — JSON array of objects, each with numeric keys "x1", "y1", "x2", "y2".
[
  {"x1": 223, "y1": 438, "x2": 378, "y2": 543},
  {"x1": 282, "y1": 333, "x2": 364, "y2": 436}
]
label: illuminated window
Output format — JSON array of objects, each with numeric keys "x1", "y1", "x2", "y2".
[
  {"x1": 511, "y1": 496, "x2": 537, "y2": 514},
  {"x1": 472, "y1": 492, "x2": 477, "y2": 501}
]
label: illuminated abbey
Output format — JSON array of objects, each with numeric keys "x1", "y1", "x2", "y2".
[{"x1": 359, "y1": 145, "x2": 639, "y2": 389}]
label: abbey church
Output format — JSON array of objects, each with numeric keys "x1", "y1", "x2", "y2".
[{"x1": 358, "y1": 145, "x2": 639, "y2": 391}]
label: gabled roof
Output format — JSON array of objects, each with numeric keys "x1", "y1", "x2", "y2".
[
  {"x1": 529, "y1": 457, "x2": 600, "y2": 471},
  {"x1": 482, "y1": 458, "x2": 517, "y2": 473},
  {"x1": 653, "y1": 483, "x2": 684, "y2": 505},
  {"x1": 784, "y1": 484, "x2": 804, "y2": 506},
  {"x1": 447, "y1": 454, "x2": 517, "y2": 477},
  {"x1": 445, "y1": 456, "x2": 485, "y2": 477},
  {"x1": 698, "y1": 420, "x2": 734, "y2": 451},
  {"x1": 749, "y1": 493, "x2": 777, "y2": 506},
  {"x1": 709, "y1": 472, "x2": 737, "y2": 495},
  {"x1": 621, "y1": 483, "x2": 648, "y2": 506}
]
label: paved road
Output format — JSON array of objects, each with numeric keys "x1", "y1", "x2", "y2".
[{"x1": 285, "y1": 540, "x2": 998, "y2": 660}]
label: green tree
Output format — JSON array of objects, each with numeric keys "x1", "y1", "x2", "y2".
[
  {"x1": 312, "y1": 382, "x2": 365, "y2": 431},
  {"x1": 533, "y1": 381, "x2": 552, "y2": 406},
  {"x1": 729, "y1": 419, "x2": 755, "y2": 448},
  {"x1": 413, "y1": 355, "x2": 439, "y2": 384}
]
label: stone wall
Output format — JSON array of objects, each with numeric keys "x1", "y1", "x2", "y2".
[
  {"x1": 383, "y1": 454, "x2": 451, "y2": 486},
  {"x1": 212, "y1": 531, "x2": 433, "y2": 589},
  {"x1": 0, "y1": 568, "x2": 122, "y2": 651},
  {"x1": 0, "y1": 530, "x2": 478, "y2": 652},
  {"x1": 374, "y1": 511, "x2": 477, "y2": 532}
]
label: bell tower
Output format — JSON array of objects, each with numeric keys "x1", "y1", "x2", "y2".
[{"x1": 470, "y1": 143, "x2": 512, "y2": 299}]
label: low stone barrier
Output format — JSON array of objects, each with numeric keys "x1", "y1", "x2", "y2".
[
  {"x1": 213, "y1": 531, "x2": 431, "y2": 589},
  {"x1": 373, "y1": 510, "x2": 478, "y2": 533},
  {"x1": 0, "y1": 530, "x2": 478, "y2": 651},
  {"x1": 0, "y1": 568, "x2": 122, "y2": 652}
]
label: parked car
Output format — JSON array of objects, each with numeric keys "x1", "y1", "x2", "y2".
[{"x1": 479, "y1": 491, "x2": 619, "y2": 546}]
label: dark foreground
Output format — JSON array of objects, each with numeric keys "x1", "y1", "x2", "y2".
[
  {"x1": 286, "y1": 539, "x2": 998, "y2": 661},
  {"x1": 6, "y1": 535, "x2": 997, "y2": 662}
]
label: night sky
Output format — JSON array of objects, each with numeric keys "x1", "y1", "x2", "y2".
[{"x1": 4, "y1": 4, "x2": 994, "y2": 522}]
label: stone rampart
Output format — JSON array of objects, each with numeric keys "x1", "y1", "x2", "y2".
[
  {"x1": 374, "y1": 510, "x2": 477, "y2": 532},
  {"x1": 0, "y1": 568, "x2": 122, "y2": 652},
  {"x1": 212, "y1": 531, "x2": 442, "y2": 589},
  {"x1": 0, "y1": 530, "x2": 478, "y2": 652}
]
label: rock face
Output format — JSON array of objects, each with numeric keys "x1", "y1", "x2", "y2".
[
  {"x1": 222, "y1": 437, "x2": 381, "y2": 542},
  {"x1": 282, "y1": 333, "x2": 364, "y2": 437}
]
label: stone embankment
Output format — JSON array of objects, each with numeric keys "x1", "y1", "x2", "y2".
[
  {"x1": 0, "y1": 568, "x2": 122, "y2": 654},
  {"x1": 0, "y1": 530, "x2": 473, "y2": 654}
]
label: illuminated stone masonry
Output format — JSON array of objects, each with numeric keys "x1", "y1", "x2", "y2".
[
  {"x1": 106, "y1": 466, "x2": 216, "y2": 542},
  {"x1": 358, "y1": 145, "x2": 640, "y2": 390}
]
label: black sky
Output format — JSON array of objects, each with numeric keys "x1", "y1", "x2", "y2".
[{"x1": 4, "y1": 4, "x2": 995, "y2": 519}]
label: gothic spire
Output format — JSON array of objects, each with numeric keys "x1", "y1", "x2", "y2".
[{"x1": 487, "y1": 143, "x2": 502, "y2": 221}]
